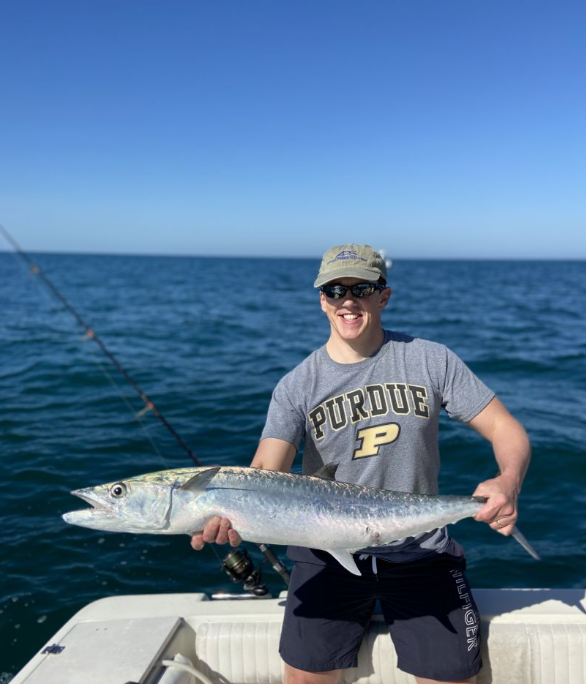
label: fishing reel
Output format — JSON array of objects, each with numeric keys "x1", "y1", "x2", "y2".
[
  {"x1": 221, "y1": 548, "x2": 269, "y2": 596},
  {"x1": 220, "y1": 544, "x2": 290, "y2": 597}
]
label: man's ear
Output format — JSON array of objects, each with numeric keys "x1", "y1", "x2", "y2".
[
  {"x1": 320, "y1": 290, "x2": 328, "y2": 313},
  {"x1": 379, "y1": 287, "x2": 392, "y2": 309}
]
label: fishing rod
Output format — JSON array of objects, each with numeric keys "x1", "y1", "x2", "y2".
[
  {"x1": 1, "y1": 222, "x2": 290, "y2": 591},
  {"x1": 1, "y1": 222, "x2": 200, "y2": 466}
]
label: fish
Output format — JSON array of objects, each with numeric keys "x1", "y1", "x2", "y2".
[{"x1": 62, "y1": 464, "x2": 539, "y2": 575}]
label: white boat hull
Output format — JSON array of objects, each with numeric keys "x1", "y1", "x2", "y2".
[{"x1": 11, "y1": 589, "x2": 586, "y2": 684}]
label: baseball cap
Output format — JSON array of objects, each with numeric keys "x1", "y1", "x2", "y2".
[{"x1": 313, "y1": 244, "x2": 387, "y2": 288}]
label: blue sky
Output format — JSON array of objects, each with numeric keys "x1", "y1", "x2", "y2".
[{"x1": 1, "y1": 0, "x2": 584, "y2": 259}]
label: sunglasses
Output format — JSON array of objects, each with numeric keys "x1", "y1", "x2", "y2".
[{"x1": 321, "y1": 283, "x2": 386, "y2": 299}]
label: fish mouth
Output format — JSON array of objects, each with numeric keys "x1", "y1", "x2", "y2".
[
  {"x1": 69, "y1": 488, "x2": 114, "y2": 512},
  {"x1": 62, "y1": 488, "x2": 115, "y2": 527}
]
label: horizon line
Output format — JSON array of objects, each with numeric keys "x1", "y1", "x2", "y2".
[{"x1": 0, "y1": 248, "x2": 584, "y2": 262}]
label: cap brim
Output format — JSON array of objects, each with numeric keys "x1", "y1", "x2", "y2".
[{"x1": 314, "y1": 267, "x2": 383, "y2": 288}]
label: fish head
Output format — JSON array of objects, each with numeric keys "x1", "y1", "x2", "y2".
[{"x1": 62, "y1": 477, "x2": 173, "y2": 533}]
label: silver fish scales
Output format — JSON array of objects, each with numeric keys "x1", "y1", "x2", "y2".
[{"x1": 63, "y1": 465, "x2": 538, "y2": 574}]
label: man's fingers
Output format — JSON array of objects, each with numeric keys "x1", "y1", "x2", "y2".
[
  {"x1": 489, "y1": 514, "x2": 517, "y2": 536},
  {"x1": 202, "y1": 516, "x2": 222, "y2": 543},
  {"x1": 191, "y1": 517, "x2": 240, "y2": 549},
  {"x1": 472, "y1": 493, "x2": 517, "y2": 528},
  {"x1": 215, "y1": 517, "x2": 233, "y2": 545},
  {"x1": 473, "y1": 477, "x2": 520, "y2": 536},
  {"x1": 475, "y1": 498, "x2": 516, "y2": 523},
  {"x1": 191, "y1": 533, "x2": 205, "y2": 551},
  {"x1": 475, "y1": 503, "x2": 502, "y2": 522},
  {"x1": 227, "y1": 528, "x2": 242, "y2": 547},
  {"x1": 200, "y1": 517, "x2": 236, "y2": 545}
]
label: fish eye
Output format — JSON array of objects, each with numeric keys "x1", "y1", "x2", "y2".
[{"x1": 110, "y1": 482, "x2": 127, "y2": 498}]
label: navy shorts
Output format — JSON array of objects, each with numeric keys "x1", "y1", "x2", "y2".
[{"x1": 279, "y1": 553, "x2": 482, "y2": 681}]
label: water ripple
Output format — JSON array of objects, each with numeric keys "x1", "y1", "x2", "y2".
[{"x1": 1, "y1": 254, "x2": 585, "y2": 676}]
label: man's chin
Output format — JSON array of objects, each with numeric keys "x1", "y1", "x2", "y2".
[{"x1": 335, "y1": 327, "x2": 367, "y2": 344}]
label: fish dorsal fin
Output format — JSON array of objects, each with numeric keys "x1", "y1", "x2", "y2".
[
  {"x1": 179, "y1": 466, "x2": 222, "y2": 492},
  {"x1": 326, "y1": 550, "x2": 361, "y2": 575},
  {"x1": 313, "y1": 463, "x2": 338, "y2": 481}
]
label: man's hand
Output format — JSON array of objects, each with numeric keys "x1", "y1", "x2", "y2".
[
  {"x1": 472, "y1": 473, "x2": 520, "y2": 536},
  {"x1": 190, "y1": 517, "x2": 242, "y2": 551},
  {"x1": 467, "y1": 397, "x2": 530, "y2": 537},
  {"x1": 190, "y1": 438, "x2": 296, "y2": 552}
]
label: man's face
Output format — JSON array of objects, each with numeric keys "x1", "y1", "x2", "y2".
[{"x1": 319, "y1": 278, "x2": 391, "y2": 344}]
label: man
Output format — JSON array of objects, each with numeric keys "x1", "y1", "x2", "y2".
[{"x1": 191, "y1": 244, "x2": 530, "y2": 684}]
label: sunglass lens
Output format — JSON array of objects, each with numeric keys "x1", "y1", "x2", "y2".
[
  {"x1": 322, "y1": 283, "x2": 378, "y2": 299},
  {"x1": 323, "y1": 285, "x2": 347, "y2": 299},
  {"x1": 353, "y1": 284, "x2": 375, "y2": 298}
]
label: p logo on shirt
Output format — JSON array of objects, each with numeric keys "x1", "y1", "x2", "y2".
[{"x1": 353, "y1": 422, "x2": 400, "y2": 459}]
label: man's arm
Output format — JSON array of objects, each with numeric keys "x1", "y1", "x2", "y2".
[
  {"x1": 190, "y1": 438, "x2": 297, "y2": 550},
  {"x1": 468, "y1": 397, "x2": 531, "y2": 536},
  {"x1": 250, "y1": 437, "x2": 298, "y2": 471}
]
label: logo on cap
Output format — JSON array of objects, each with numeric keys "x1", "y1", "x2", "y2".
[{"x1": 328, "y1": 250, "x2": 367, "y2": 265}]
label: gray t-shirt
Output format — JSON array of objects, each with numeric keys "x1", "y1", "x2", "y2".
[{"x1": 260, "y1": 330, "x2": 495, "y2": 563}]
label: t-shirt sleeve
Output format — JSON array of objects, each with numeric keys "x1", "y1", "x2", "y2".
[
  {"x1": 440, "y1": 347, "x2": 495, "y2": 422},
  {"x1": 260, "y1": 377, "x2": 306, "y2": 449}
]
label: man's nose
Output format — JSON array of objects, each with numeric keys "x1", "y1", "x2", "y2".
[{"x1": 342, "y1": 292, "x2": 359, "y2": 305}]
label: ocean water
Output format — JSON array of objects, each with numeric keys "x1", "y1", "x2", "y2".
[{"x1": 1, "y1": 252, "x2": 585, "y2": 679}]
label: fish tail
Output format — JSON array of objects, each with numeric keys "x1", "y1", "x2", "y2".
[{"x1": 511, "y1": 526, "x2": 541, "y2": 560}]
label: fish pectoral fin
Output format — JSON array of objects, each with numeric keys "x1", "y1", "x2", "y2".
[
  {"x1": 312, "y1": 463, "x2": 339, "y2": 481},
  {"x1": 326, "y1": 550, "x2": 361, "y2": 576},
  {"x1": 179, "y1": 466, "x2": 222, "y2": 492}
]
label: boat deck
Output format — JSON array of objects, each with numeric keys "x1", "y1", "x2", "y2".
[{"x1": 11, "y1": 589, "x2": 586, "y2": 684}]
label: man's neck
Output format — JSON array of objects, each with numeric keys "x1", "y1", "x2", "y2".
[{"x1": 325, "y1": 328, "x2": 386, "y2": 364}]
